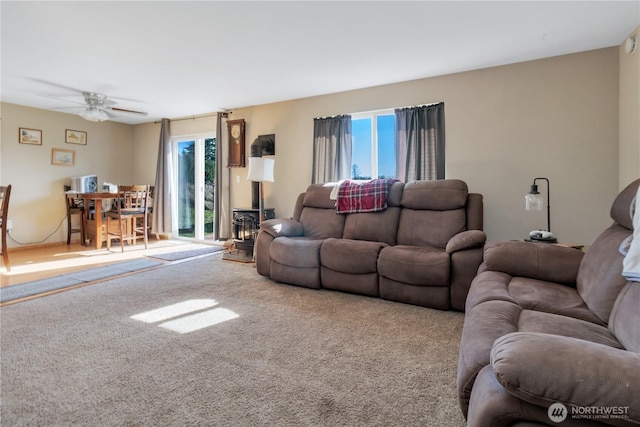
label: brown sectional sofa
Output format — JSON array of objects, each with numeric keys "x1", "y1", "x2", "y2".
[
  {"x1": 255, "y1": 179, "x2": 486, "y2": 311},
  {"x1": 457, "y1": 178, "x2": 640, "y2": 426}
]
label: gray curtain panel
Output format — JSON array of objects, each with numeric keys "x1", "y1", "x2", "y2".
[
  {"x1": 214, "y1": 113, "x2": 231, "y2": 240},
  {"x1": 152, "y1": 118, "x2": 173, "y2": 237},
  {"x1": 395, "y1": 102, "x2": 445, "y2": 181},
  {"x1": 312, "y1": 115, "x2": 352, "y2": 183}
]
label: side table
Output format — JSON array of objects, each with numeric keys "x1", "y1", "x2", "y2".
[{"x1": 524, "y1": 240, "x2": 584, "y2": 251}]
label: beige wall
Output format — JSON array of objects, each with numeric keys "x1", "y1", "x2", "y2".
[
  {"x1": 229, "y1": 48, "x2": 621, "y2": 245},
  {"x1": 131, "y1": 116, "x2": 219, "y2": 186},
  {"x1": 2, "y1": 45, "x2": 634, "y2": 249},
  {"x1": 619, "y1": 25, "x2": 640, "y2": 188},
  {"x1": 0, "y1": 103, "x2": 135, "y2": 248}
]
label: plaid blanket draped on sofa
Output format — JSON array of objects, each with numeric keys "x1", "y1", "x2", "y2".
[{"x1": 335, "y1": 178, "x2": 400, "y2": 214}]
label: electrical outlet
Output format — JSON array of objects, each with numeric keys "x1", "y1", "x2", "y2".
[
  {"x1": 236, "y1": 175, "x2": 240, "y2": 183},
  {"x1": 5, "y1": 219, "x2": 13, "y2": 230}
]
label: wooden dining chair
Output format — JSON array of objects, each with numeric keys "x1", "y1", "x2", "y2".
[
  {"x1": 1, "y1": 185, "x2": 12, "y2": 271},
  {"x1": 106, "y1": 185, "x2": 149, "y2": 252},
  {"x1": 64, "y1": 185, "x2": 86, "y2": 245}
]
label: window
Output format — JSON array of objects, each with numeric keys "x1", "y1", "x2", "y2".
[{"x1": 351, "y1": 110, "x2": 396, "y2": 179}]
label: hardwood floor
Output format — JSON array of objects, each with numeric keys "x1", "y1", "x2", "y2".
[{"x1": 0, "y1": 238, "x2": 227, "y2": 287}]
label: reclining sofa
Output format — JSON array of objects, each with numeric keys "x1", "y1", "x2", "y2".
[
  {"x1": 255, "y1": 179, "x2": 486, "y2": 311},
  {"x1": 457, "y1": 178, "x2": 640, "y2": 426}
]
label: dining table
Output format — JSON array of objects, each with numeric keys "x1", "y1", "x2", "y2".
[{"x1": 69, "y1": 192, "x2": 118, "y2": 250}]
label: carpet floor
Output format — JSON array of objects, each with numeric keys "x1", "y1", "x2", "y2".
[
  {"x1": 0, "y1": 256, "x2": 466, "y2": 426},
  {"x1": 0, "y1": 259, "x2": 163, "y2": 304},
  {"x1": 147, "y1": 245, "x2": 225, "y2": 261}
]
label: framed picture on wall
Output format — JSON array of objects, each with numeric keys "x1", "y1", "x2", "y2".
[
  {"x1": 51, "y1": 148, "x2": 75, "y2": 166},
  {"x1": 65, "y1": 129, "x2": 87, "y2": 145},
  {"x1": 19, "y1": 128, "x2": 42, "y2": 145},
  {"x1": 227, "y1": 119, "x2": 246, "y2": 167}
]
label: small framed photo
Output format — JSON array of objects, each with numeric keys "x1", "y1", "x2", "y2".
[
  {"x1": 65, "y1": 129, "x2": 87, "y2": 145},
  {"x1": 51, "y1": 148, "x2": 75, "y2": 166},
  {"x1": 19, "y1": 128, "x2": 42, "y2": 145}
]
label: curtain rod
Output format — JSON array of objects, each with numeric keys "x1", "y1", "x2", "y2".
[
  {"x1": 154, "y1": 111, "x2": 232, "y2": 124},
  {"x1": 317, "y1": 102, "x2": 443, "y2": 119}
]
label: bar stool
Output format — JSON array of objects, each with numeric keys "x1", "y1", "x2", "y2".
[{"x1": 64, "y1": 185, "x2": 86, "y2": 245}]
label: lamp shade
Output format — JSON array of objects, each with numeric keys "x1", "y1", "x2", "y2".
[
  {"x1": 525, "y1": 184, "x2": 543, "y2": 211},
  {"x1": 247, "y1": 157, "x2": 275, "y2": 182}
]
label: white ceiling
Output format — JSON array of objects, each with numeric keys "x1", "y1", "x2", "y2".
[{"x1": 2, "y1": 1, "x2": 639, "y2": 125}]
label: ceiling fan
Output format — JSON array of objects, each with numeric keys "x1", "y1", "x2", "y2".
[
  {"x1": 75, "y1": 92, "x2": 148, "y2": 122},
  {"x1": 39, "y1": 88, "x2": 148, "y2": 122}
]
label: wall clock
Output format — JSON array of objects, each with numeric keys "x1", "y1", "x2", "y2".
[{"x1": 227, "y1": 119, "x2": 246, "y2": 167}]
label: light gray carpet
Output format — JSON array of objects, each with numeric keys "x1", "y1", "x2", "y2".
[
  {"x1": 0, "y1": 259, "x2": 163, "y2": 303},
  {"x1": 147, "y1": 245, "x2": 224, "y2": 261},
  {"x1": 0, "y1": 257, "x2": 466, "y2": 426}
]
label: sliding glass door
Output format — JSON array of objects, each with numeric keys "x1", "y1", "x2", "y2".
[{"x1": 175, "y1": 135, "x2": 216, "y2": 241}]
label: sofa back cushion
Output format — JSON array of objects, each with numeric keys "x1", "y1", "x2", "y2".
[
  {"x1": 302, "y1": 184, "x2": 337, "y2": 209},
  {"x1": 299, "y1": 208, "x2": 345, "y2": 239},
  {"x1": 609, "y1": 282, "x2": 640, "y2": 352},
  {"x1": 397, "y1": 209, "x2": 466, "y2": 248},
  {"x1": 343, "y1": 207, "x2": 401, "y2": 245},
  {"x1": 396, "y1": 179, "x2": 468, "y2": 248},
  {"x1": 577, "y1": 179, "x2": 639, "y2": 324},
  {"x1": 341, "y1": 182, "x2": 404, "y2": 245},
  {"x1": 296, "y1": 184, "x2": 345, "y2": 239},
  {"x1": 400, "y1": 179, "x2": 468, "y2": 210}
]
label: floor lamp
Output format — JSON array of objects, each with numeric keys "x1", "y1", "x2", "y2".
[{"x1": 247, "y1": 157, "x2": 275, "y2": 223}]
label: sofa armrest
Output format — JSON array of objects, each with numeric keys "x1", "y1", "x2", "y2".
[
  {"x1": 483, "y1": 240, "x2": 584, "y2": 286},
  {"x1": 260, "y1": 218, "x2": 304, "y2": 238},
  {"x1": 446, "y1": 230, "x2": 486, "y2": 254},
  {"x1": 491, "y1": 332, "x2": 640, "y2": 423}
]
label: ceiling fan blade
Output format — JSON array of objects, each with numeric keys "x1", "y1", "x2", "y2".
[
  {"x1": 108, "y1": 106, "x2": 148, "y2": 116},
  {"x1": 31, "y1": 78, "x2": 87, "y2": 95},
  {"x1": 50, "y1": 106, "x2": 86, "y2": 110},
  {"x1": 38, "y1": 94, "x2": 86, "y2": 106}
]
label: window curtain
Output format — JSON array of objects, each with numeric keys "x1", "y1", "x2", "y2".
[
  {"x1": 214, "y1": 113, "x2": 231, "y2": 240},
  {"x1": 152, "y1": 118, "x2": 173, "y2": 237},
  {"x1": 395, "y1": 102, "x2": 445, "y2": 181},
  {"x1": 312, "y1": 115, "x2": 352, "y2": 183}
]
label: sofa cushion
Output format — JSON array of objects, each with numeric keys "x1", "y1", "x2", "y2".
[
  {"x1": 270, "y1": 237, "x2": 324, "y2": 268},
  {"x1": 299, "y1": 207, "x2": 345, "y2": 239},
  {"x1": 396, "y1": 208, "x2": 466, "y2": 248},
  {"x1": 482, "y1": 240, "x2": 584, "y2": 286},
  {"x1": 302, "y1": 184, "x2": 337, "y2": 209},
  {"x1": 517, "y1": 310, "x2": 621, "y2": 348},
  {"x1": 609, "y1": 282, "x2": 640, "y2": 353},
  {"x1": 577, "y1": 224, "x2": 632, "y2": 324},
  {"x1": 378, "y1": 245, "x2": 449, "y2": 287},
  {"x1": 343, "y1": 207, "x2": 401, "y2": 245},
  {"x1": 576, "y1": 179, "x2": 639, "y2": 324},
  {"x1": 400, "y1": 179, "x2": 468, "y2": 210},
  {"x1": 321, "y1": 238, "x2": 386, "y2": 274},
  {"x1": 491, "y1": 332, "x2": 640, "y2": 423},
  {"x1": 466, "y1": 271, "x2": 604, "y2": 325}
]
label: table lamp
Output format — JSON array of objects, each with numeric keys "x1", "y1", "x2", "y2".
[{"x1": 525, "y1": 177, "x2": 557, "y2": 243}]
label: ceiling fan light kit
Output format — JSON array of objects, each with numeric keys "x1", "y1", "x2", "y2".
[{"x1": 80, "y1": 106, "x2": 109, "y2": 122}]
